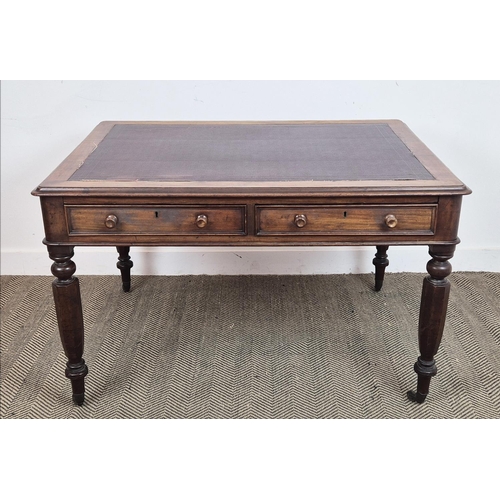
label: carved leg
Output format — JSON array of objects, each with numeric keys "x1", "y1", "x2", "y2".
[
  {"x1": 116, "y1": 246, "x2": 133, "y2": 292},
  {"x1": 373, "y1": 245, "x2": 389, "y2": 291},
  {"x1": 48, "y1": 245, "x2": 88, "y2": 405},
  {"x1": 408, "y1": 244, "x2": 455, "y2": 404}
]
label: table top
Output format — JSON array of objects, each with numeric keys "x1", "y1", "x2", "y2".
[{"x1": 32, "y1": 120, "x2": 470, "y2": 197}]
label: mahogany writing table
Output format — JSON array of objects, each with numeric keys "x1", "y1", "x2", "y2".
[{"x1": 32, "y1": 120, "x2": 471, "y2": 406}]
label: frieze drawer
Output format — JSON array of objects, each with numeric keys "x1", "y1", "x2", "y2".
[
  {"x1": 66, "y1": 205, "x2": 247, "y2": 236},
  {"x1": 256, "y1": 205, "x2": 436, "y2": 235}
]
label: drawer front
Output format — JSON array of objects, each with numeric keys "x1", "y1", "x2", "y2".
[
  {"x1": 66, "y1": 205, "x2": 246, "y2": 235},
  {"x1": 256, "y1": 205, "x2": 436, "y2": 235}
]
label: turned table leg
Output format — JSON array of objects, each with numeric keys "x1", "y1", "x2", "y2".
[
  {"x1": 408, "y1": 244, "x2": 455, "y2": 404},
  {"x1": 48, "y1": 245, "x2": 88, "y2": 405},
  {"x1": 116, "y1": 246, "x2": 133, "y2": 292},
  {"x1": 373, "y1": 245, "x2": 389, "y2": 291}
]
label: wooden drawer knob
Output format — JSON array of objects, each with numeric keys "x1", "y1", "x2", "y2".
[
  {"x1": 294, "y1": 214, "x2": 307, "y2": 228},
  {"x1": 196, "y1": 214, "x2": 208, "y2": 228},
  {"x1": 105, "y1": 214, "x2": 118, "y2": 229},
  {"x1": 385, "y1": 214, "x2": 398, "y2": 228}
]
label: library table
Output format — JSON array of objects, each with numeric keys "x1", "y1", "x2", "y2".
[{"x1": 32, "y1": 120, "x2": 471, "y2": 406}]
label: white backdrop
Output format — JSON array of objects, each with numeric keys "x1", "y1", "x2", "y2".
[{"x1": 1, "y1": 80, "x2": 499, "y2": 275}]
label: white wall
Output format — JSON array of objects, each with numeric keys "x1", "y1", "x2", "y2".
[{"x1": 1, "y1": 80, "x2": 499, "y2": 276}]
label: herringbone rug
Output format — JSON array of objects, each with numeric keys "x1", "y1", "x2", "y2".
[{"x1": 1, "y1": 273, "x2": 499, "y2": 419}]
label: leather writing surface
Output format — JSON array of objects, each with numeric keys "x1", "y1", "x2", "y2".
[{"x1": 70, "y1": 123, "x2": 434, "y2": 182}]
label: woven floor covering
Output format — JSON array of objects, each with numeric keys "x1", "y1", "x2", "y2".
[{"x1": 1, "y1": 273, "x2": 499, "y2": 419}]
